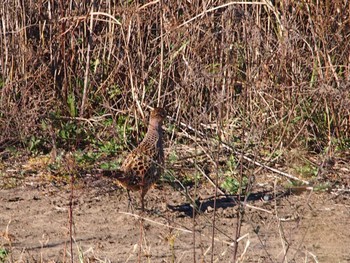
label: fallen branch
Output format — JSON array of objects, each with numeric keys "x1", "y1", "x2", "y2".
[{"x1": 173, "y1": 117, "x2": 309, "y2": 185}]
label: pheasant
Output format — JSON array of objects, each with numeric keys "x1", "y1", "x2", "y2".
[{"x1": 103, "y1": 107, "x2": 166, "y2": 211}]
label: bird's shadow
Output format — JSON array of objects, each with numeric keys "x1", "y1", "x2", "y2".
[
  {"x1": 167, "y1": 196, "x2": 234, "y2": 217},
  {"x1": 167, "y1": 190, "x2": 287, "y2": 217}
]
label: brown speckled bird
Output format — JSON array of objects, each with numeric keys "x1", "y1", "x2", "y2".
[{"x1": 104, "y1": 107, "x2": 166, "y2": 211}]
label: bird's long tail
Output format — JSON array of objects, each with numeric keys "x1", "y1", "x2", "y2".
[
  {"x1": 99, "y1": 168, "x2": 136, "y2": 192},
  {"x1": 97, "y1": 169, "x2": 124, "y2": 179}
]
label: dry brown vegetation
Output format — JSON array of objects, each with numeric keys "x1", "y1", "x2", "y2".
[
  {"x1": 1, "y1": 0, "x2": 349, "y2": 151},
  {"x1": 0, "y1": 0, "x2": 350, "y2": 262}
]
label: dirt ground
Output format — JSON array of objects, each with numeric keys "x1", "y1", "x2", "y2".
[{"x1": 1, "y1": 156, "x2": 350, "y2": 263}]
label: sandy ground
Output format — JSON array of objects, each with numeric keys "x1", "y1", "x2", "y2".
[{"x1": 1, "y1": 172, "x2": 350, "y2": 263}]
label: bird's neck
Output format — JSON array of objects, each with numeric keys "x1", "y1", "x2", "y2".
[
  {"x1": 142, "y1": 119, "x2": 164, "y2": 163},
  {"x1": 147, "y1": 120, "x2": 162, "y2": 133},
  {"x1": 145, "y1": 120, "x2": 163, "y2": 145}
]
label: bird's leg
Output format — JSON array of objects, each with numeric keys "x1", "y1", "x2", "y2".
[
  {"x1": 140, "y1": 176, "x2": 146, "y2": 212},
  {"x1": 140, "y1": 193, "x2": 145, "y2": 212},
  {"x1": 140, "y1": 185, "x2": 152, "y2": 212},
  {"x1": 127, "y1": 189, "x2": 135, "y2": 213}
]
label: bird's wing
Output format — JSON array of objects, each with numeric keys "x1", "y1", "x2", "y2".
[{"x1": 121, "y1": 148, "x2": 156, "y2": 174}]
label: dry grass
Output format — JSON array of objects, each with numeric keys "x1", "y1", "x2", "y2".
[
  {"x1": 0, "y1": 1, "x2": 350, "y2": 262},
  {"x1": 0, "y1": 1, "x2": 349, "y2": 152}
]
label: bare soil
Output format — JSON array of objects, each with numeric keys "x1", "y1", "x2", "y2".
[{"x1": 1, "y1": 156, "x2": 350, "y2": 263}]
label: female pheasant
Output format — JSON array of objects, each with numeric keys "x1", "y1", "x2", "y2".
[{"x1": 104, "y1": 107, "x2": 166, "y2": 211}]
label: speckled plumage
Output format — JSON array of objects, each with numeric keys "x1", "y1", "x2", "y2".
[{"x1": 107, "y1": 107, "x2": 166, "y2": 210}]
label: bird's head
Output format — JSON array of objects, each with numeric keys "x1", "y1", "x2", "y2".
[{"x1": 150, "y1": 107, "x2": 167, "y2": 123}]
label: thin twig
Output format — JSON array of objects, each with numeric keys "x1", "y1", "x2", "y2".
[
  {"x1": 80, "y1": 5, "x2": 93, "y2": 117},
  {"x1": 138, "y1": 0, "x2": 160, "y2": 10},
  {"x1": 90, "y1": 11, "x2": 122, "y2": 25},
  {"x1": 49, "y1": 114, "x2": 112, "y2": 127},
  {"x1": 157, "y1": 0, "x2": 164, "y2": 106},
  {"x1": 67, "y1": 154, "x2": 75, "y2": 263},
  {"x1": 118, "y1": 211, "x2": 247, "y2": 246}
]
